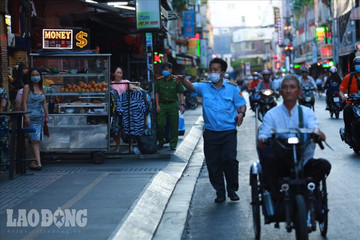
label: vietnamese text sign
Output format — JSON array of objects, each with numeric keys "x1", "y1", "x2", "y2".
[
  {"x1": 136, "y1": 0, "x2": 161, "y2": 31},
  {"x1": 183, "y1": 11, "x2": 195, "y2": 38}
]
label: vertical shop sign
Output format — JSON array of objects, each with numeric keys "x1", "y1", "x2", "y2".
[
  {"x1": 273, "y1": 7, "x2": 280, "y2": 32},
  {"x1": 136, "y1": 0, "x2": 161, "y2": 31},
  {"x1": 200, "y1": 39, "x2": 207, "y2": 68},
  {"x1": 245, "y1": 62, "x2": 251, "y2": 76},
  {"x1": 183, "y1": 11, "x2": 195, "y2": 38}
]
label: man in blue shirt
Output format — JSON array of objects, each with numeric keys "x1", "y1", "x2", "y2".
[
  {"x1": 258, "y1": 74, "x2": 331, "y2": 201},
  {"x1": 177, "y1": 57, "x2": 247, "y2": 203}
]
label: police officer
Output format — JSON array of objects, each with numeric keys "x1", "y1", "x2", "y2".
[{"x1": 155, "y1": 62, "x2": 185, "y2": 150}]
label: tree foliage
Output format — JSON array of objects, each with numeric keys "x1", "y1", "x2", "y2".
[{"x1": 172, "y1": 0, "x2": 188, "y2": 11}]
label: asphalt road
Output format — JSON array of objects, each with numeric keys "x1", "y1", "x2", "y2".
[{"x1": 181, "y1": 92, "x2": 360, "y2": 240}]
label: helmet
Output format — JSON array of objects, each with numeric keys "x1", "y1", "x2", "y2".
[
  {"x1": 329, "y1": 66, "x2": 337, "y2": 73},
  {"x1": 353, "y1": 57, "x2": 360, "y2": 65},
  {"x1": 252, "y1": 72, "x2": 259, "y2": 76},
  {"x1": 262, "y1": 69, "x2": 271, "y2": 75}
]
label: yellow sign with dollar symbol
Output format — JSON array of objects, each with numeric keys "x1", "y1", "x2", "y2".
[{"x1": 76, "y1": 31, "x2": 88, "y2": 48}]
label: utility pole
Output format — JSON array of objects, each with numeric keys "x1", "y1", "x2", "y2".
[{"x1": 332, "y1": 16, "x2": 339, "y2": 70}]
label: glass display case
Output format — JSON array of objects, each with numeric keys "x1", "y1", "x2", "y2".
[{"x1": 30, "y1": 53, "x2": 111, "y2": 162}]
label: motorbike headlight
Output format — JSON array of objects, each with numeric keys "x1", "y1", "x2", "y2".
[
  {"x1": 305, "y1": 97, "x2": 311, "y2": 101},
  {"x1": 287, "y1": 137, "x2": 299, "y2": 144},
  {"x1": 262, "y1": 89, "x2": 273, "y2": 96}
]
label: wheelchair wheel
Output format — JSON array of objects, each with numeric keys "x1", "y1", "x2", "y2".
[
  {"x1": 294, "y1": 194, "x2": 309, "y2": 240},
  {"x1": 318, "y1": 178, "x2": 328, "y2": 237},
  {"x1": 250, "y1": 172, "x2": 261, "y2": 240}
]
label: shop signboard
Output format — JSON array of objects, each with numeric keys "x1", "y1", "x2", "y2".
[
  {"x1": 183, "y1": 11, "x2": 195, "y2": 38},
  {"x1": 320, "y1": 44, "x2": 333, "y2": 60},
  {"x1": 315, "y1": 27, "x2": 326, "y2": 42},
  {"x1": 42, "y1": 29, "x2": 90, "y2": 50},
  {"x1": 43, "y1": 29, "x2": 73, "y2": 49},
  {"x1": 136, "y1": 0, "x2": 161, "y2": 31}
]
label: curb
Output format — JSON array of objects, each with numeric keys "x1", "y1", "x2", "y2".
[{"x1": 108, "y1": 116, "x2": 204, "y2": 240}]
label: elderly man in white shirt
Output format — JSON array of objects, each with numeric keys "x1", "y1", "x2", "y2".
[{"x1": 258, "y1": 74, "x2": 331, "y2": 201}]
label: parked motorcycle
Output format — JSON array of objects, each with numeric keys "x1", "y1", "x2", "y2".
[
  {"x1": 184, "y1": 90, "x2": 199, "y2": 110},
  {"x1": 250, "y1": 128, "x2": 329, "y2": 240},
  {"x1": 255, "y1": 89, "x2": 277, "y2": 122},
  {"x1": 298, "y1": 86, "x2": 315, "y2": 110},
  {"x1": 339, "y1": 93, "x2": 360, "y2": 153},
  {"x1": 326, "y1": 92, "x2": 342, "y2": 119}
]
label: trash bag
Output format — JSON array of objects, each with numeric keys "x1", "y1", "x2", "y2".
[{"x1": 137, "y1": 134, "x2": 157, "y2": 154}]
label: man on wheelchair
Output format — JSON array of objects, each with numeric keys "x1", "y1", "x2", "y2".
[{"x1": 257, "y1": 74, "x2": 331, "y2": 202}]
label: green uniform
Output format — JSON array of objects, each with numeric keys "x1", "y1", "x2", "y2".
[{"x1": 155, "y1": 75, "x2": 184, "y2": 148}]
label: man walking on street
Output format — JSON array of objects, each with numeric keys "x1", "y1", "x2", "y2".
[
  {"x1": 177, "y1": 57, "x2": 247, "y2": 203},
  {"x1": 155, "y1": 62, "x2": 185, "y2": 150}
]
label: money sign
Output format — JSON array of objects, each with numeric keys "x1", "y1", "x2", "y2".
[{"x1": 76, "y1": 31, "x2": 88, "y2": 48}]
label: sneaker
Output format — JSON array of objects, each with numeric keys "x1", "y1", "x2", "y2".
[
  {"x1": 215, "y1": 192, "x2": 226, "y2": 203},
  {"x1": 228, "y1": 191, "x2": 240, "y2": 201}
]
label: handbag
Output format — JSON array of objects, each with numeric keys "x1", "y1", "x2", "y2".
[{"x1": 44, "y1": 119, "x2": 50, "y2": 137}]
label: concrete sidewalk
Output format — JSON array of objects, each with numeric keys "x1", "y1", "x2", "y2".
[{"x1": 0, "y1": 107, "x2": 204, "y2": 240}]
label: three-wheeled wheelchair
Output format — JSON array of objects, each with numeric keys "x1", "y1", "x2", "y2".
[{"x1": 250, "y1": 128, "x2": 329, "y2": 240}]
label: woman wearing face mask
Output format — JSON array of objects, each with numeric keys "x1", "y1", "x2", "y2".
[{"x1": 22, "y1": 68, "x2": 49, "y2": 171}]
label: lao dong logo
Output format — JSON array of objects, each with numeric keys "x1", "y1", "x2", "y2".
[{"x1": 6, "y1": 207, "x2": 87, "y2": 228}]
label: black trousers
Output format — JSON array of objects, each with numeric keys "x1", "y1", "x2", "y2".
[
  {"x1": 261, "y1": 155, "x2": 331, "y2": 201},
  {"x1": 343, "y1": 104, "x2": 353, "y2": 136},
  {"x1": 203, "y1": 129, "x2": 238, "y2": 194}
]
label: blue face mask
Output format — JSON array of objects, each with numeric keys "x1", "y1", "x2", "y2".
[
  {"x1": 208, "y1": 73, "x2": 221, "y2": 83},
  {"x1": 31, "y1": 76, "x2": 41, "y2": 83},
  {"x1": 162, "y1": 71, "x2": 170, "y2": 77},
  {"x1": 355, "y1": 65, "x2": 360, "y2": 73}
]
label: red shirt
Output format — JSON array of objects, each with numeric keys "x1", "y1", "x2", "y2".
[
  {"x1": 339, "y1": 73, "x2": 360, "y2": 103},
  {"x1": 248, "y1": 79, "x2": 260, "y2": 90}
]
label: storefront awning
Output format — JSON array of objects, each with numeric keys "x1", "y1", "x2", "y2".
[
  {"x1": 293, "y1": 54, "x2": 313, "y2": 64},
  {"x1": 333, "y1": 0, "x2": 355, "y2": 18}
]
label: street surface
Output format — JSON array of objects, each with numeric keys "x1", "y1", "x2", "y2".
[
  {"x1": 0, "y1": 107, "x2": 203, "y2": 240},
  {"x1": 181, "y1": 92, "x2": 360, "y2": 240}
]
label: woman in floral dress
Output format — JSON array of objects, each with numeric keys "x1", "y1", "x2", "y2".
[{"x1": 22, "y1": 68, "x2": 49, "y2": 171}]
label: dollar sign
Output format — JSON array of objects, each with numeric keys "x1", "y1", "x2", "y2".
[{"x1": 76, "y1": 31, "x2": 88, "y2": 48}]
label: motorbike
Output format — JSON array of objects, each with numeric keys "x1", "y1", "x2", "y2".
[
  {"x1": 326, "y1": 92, "x2": 342, "y2": 119},
  {"x1": 249, "y1": 89, "x2": 260, "y2": 113},
  {"x1": 250, "y1": 128, "x2": 329, "y2": 240},
  {"x1": 184, "y1": 90, "x2": 199, "y2": 110},
  {"x1": 254, "y1": 89, "x2": 277, "y2": 122},
  {"x1": 339, "y1": 93, "x2": 360, "y2": 153},
  {"x1": 298, "y1": 86, "x2": 315, "y2": 110}
]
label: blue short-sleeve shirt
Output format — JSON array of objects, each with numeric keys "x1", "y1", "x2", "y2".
[{"x1": 194, "y1": 81, "x2": 246, "y2": 131}]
